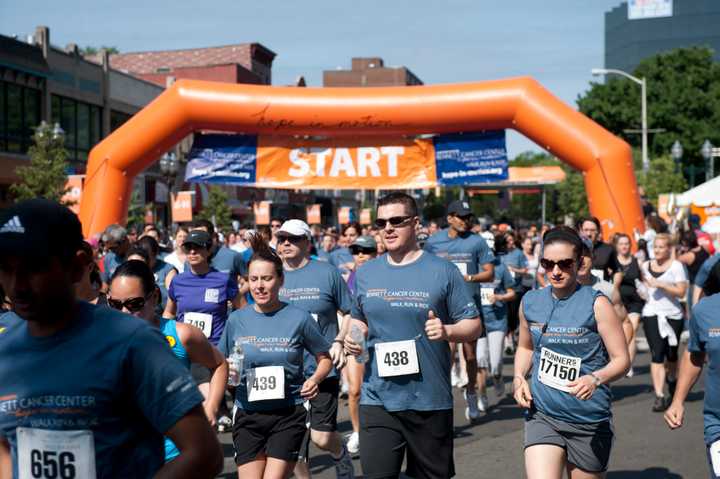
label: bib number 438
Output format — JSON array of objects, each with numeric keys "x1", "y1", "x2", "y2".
[{"x1": 375, "y1": 340, "x2": 420, "y2": 377}]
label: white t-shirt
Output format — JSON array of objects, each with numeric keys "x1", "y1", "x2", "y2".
[
  {"x1": 641, "y1": 260, "x2": 687, "y2": 318},
  {"x1": 163, "y1": 251, "x2": 185, "y2": 274}
]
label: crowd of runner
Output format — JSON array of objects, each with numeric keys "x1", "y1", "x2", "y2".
[{"x1": 1, "y1": 193, "x2": 720, "y2": 478}]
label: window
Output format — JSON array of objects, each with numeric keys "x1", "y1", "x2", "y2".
[
  {"x1": 0, "y1": 81, "x2": 41, "y2": 154},
  {"x1": 110, "y1": 110, "x2": 132, "y2": 132},
  {"x1": 51, "y1": 95, "x2": 102, "y2": 162}
]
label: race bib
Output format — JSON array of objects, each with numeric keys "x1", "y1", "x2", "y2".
[
  {"x1": 480, "y1": 287, "x2": 495, "y2": 306},
  {"x1": 248, "y1": 366, "x2": 285, "y2": 402},
  {"x1": 17, "y1": 427, "x2": 95, "y2": 479},
  {"x1": 375, "y1": 340, "x2": 420, "y2": 377},
  {"x1": 538, "y1": 347, "x2": 581, "y2": 392},
  {"x1": 453, "y1": 262, "x2": 468, "y2": 276},
  {"x1": 204, "y1": 288, "x2": 220, "y2": 303},
  {"x1": 710, "y1": 440, "x2": 720, "y2": 476},
  {"x1": 185, "y1": 312, "x2": 213, "y2": 338},
  {"x1": 591, "y1": 269, "x2": 604, "y2": 281}
]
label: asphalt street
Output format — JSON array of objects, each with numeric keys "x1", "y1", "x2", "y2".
[{"x1": 218, "y1": 345, "x2": 708, "y2": 478}]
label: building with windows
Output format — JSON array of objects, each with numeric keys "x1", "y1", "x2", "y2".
[
  {"x1": 605, "y1": 0, "x2": 720, "y2": 73},
  {"x1": 323, "y1": 57, "x2": 423, "y2": 87},
  {"x1": 0, "y1": 26, "x2": 163, "y2": 207}
]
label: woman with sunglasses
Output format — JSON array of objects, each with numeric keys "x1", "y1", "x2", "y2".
[
  {"x1": 513, "y1": 226, "x2": 629, "y2": 479},
  {"x1": 219, "y1": 235, "x2": 332, "y2": 479},
  {"x1": 164, "y1": 229, "x2": 244, "y2": 405},
  {"x1": 108, "y1": 260, "x2": 228, "y2": 461},
  {"x1": 344, "y1": 235, "x2": 378, "y2": 456}
]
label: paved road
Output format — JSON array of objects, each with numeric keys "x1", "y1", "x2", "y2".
[{"x1": 218, "y1": 347, "x2": 708, "y2": 478}]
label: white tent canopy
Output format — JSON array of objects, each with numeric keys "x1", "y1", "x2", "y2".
[{"x1": 677, "y1": 176, "x2": 720, "y2": 207}]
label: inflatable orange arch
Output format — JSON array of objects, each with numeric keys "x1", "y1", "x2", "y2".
[{"x1": 79, "y1": 77, "x2": 643, "y2": 240}]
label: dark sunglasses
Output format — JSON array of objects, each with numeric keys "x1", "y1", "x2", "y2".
[
  {"x1": 452, "y1": 214, "x2": 474, "y2": 222},
  {"x1": 108, "y1": 295, "x2": 149, "y2": 313},
  {"x1": 539, "y1": 258, "x2": 577, "y2": 272},
  {"x1": 374, "y1": 215, "x2": 413, "y2": 229},
  {"x1": 277, "y1": 235, "x2": 305, "y2": 244},
  {"x1": 182, "y1": 242, "x2": 208, "y2": 253},
  {"x1": 350, "y1": 247, "x2": 376, "y2": 255}
]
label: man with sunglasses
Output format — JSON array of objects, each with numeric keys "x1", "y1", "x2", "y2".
[
  {"x1": 424, "y1": 200, "x2": 494, "y2": 421},
  {"x1": 0, "y1": 199, "x2": 223, "y2": 478},
  {"x1": 275, "y1": 219, "x2": 356, "y2": 479},
  {"x1": 345, "y1": 193, "x2": 482, "y2": 479}
]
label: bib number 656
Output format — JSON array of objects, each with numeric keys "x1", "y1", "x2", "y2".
[{"x1": 30, "y1": 450, "x2": 76, "y2": 479}]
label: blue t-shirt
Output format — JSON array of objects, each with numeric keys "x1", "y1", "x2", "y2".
[
  {"x1": 330, "y1": 247, "x2": 354, "y2": 274},
  {"x1": 351, "y1": 252, "x2": 480, "y2": 411},
  {"x1": 695, "y1": 254, "x2": 720, "y2": 288},
  {"x1": 101, "y1": 252, "x2": 125, "y2": 284},
  {"x1": 480, "y1": 259, "x2": 515, "y2": 333},
  {"x1": 218, "y1": 304, "x2": 330, "y2": 412},
  {"x1": 523, "y1": 285, "x2": 612, "y2": 423},
  {"x1": 159, "y1": 318, "x2": 190, "y2": 463},
  {"x1": 153, "y1": 259, "x2": 176, "y2": 309},
  {"x1": 500, "y1": 248, "x2": 528, "y2": 286},
  {"x1": 424, "y1": 229, "x2": 494, "y2": 307},
  {"x1": 0, "y1": 303, "x2": 203, "y2": 478},
  {"x1": 211, "y1": 245, "x2": 246, "y2": 280},
  {"x1": 280, "y1": 260, "x2": 352, "y2": 378},
  {"x1": 688, "y1": 293, "x2": 720, "y2": 445},
  {"x1": 168, "y1": 268, "x2": 239, "y2": 346}
]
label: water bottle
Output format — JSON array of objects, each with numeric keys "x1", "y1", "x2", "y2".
[
  {"x1": 227, "y1": 340, "x2": 245, "y2": 386},
  {"x1": 350, "y1": 324, "x2": 369, "y2": 364}
]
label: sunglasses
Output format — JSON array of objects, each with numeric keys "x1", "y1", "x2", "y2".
[
  {"x1": 350, "y1": 247, "x2": 376, "y2": 255},
  {"x1": 453, "y1": 214, "x2": 474, "y2": 222},
  {"x1": 374, "y1": 215, "x2": 414, "y2": 229},
  {"x1": 277, "y1": 235, "x2": 305, "y2": 244},
  {"x1": 108, "y1": 295, "x2": 149, "y2": 313},
  {"x1": 539, "y1": 258, "x2": 577, "y2": 272},
  {"x1": 271, "y1": 224, "x2": 282, "y2": 229}
]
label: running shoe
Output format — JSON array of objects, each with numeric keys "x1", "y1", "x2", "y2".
[
  {"x1": 464, "y1": 391, "x2": 480, "y2": 421},
  {"x1": 625, "y1": 367, "x2": 634, "y2": 378},
  {"x1": 217, "y1": 415, "x2": 232, "y2": 433},
  {"x1": 451, "y1": 363, "x2": 462, "y2": 388},
  {"x1": 652, "y1": 395, "x2": 667, "y2": 412},
  {"x1": 346, "y1": 431, "x2": 360, "y2": 456},
  {"x1": 477, "y1": 394, "x2": 489, "y2": 413},
  {"x1": 504, "y1": 336, "x2": 515, "y2": 355},
  {"x1": 493, "y1": 376, "x2": 505, "y2": 397},
  {"x1": 334, "y1": 445, "x2": 355, "y2": 478}
]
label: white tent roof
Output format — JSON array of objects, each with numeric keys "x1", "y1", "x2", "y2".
[{"x1": 677, "y1": 176, "x2": 720, "y2": 207}]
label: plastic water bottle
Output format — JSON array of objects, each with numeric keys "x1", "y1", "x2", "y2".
[
  {"x1": 227, "y1": 340, "x2": 245, "y2": 386},
  {"x1": 350, "y1": 324, "x2": 369, "y2": 364}
]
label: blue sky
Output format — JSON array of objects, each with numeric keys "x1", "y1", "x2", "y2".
[{"x1": 1, "y1": 0, "x2": 624, "y2": 157}]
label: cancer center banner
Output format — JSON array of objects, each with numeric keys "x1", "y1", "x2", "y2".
[{"x1": 185, "y1": 131, "x2": 508, "y2": 189}]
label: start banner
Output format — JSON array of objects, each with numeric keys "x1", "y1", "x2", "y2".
[{"x1": 185, "y1": 131, "x2": 507, "y2": 189}]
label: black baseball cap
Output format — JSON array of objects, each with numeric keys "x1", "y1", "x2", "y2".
[
  {"x1": 183, "y1": 230, "x2": 212, "y2": 249},
  {"x1": 0, "y1": 199, "x2": 83, "y2": 260},
  {"x1": 447, "y1": 200, "x2": 472, "y2": 216}
]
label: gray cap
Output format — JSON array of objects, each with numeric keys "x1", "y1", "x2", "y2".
[
  {"x1": 351, "y1": 235, "x2": 377, "y2": 250},
  {"x1": 183, "y1": 230, "x2": 212, "y2": 249},
  {"x1": 447, "y1": 200, "x2": 472, "y2": 216}
]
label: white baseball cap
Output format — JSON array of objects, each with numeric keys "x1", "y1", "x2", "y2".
[{"x1": 278, "y1": 219, "x2": 312, "y2": 239}]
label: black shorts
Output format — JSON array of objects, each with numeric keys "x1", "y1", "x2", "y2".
[
  {"x1": 622, "y1": 299, "x2": 644, "y2": 315},
  {"x1": 642, "y1": 315, "x2": 684, "y2": 363},
  {"x1": 309, "y1": 377, "x2": 340, "y2": 432},
  {"x1": 190, "y1": 363, "x2": 211, "y2": 385},
  {"x1": 231, "y1": 404, "x2": 307, "y2": 465},
  {"x1": 359, "y1": 405, "x2": 454, "y2": 479}
]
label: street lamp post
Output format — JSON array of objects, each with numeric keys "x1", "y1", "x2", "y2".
[
  {"x1": 160, "y1": 152, "x2": 178, "y2": 226},
  {"x1": 591, "y1": 68, "x2": 648, "y2": 172},
  {"x1": 701, "y1": 139, "x2": 715, "y2": 181},
  {"x1": 671, "y1": 140, "x2": 683, "y2": 174}
]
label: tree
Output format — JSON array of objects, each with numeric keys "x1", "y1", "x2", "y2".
[
  {"x1": 126, "y1": 190, "x2": 147, "y2": 230},
  {"x1": 80, "y1": 46, "x2": 120, "y2": 56},
  {"x1": 197, "y1": 186, "x2": 233, "y2": 232},
  {"x1": 577, "y1": 46, "x2": 720, "y2": 173},
  {"x1": 636, "y1": 155, "x2": 688, "y2": 202},
  {"x1": 10, "y1": 123, "x2": 72, "y2": 204}
]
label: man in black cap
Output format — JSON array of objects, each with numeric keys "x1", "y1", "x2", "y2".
[
  {"x1": 424, "y1": 199, "x2": 494, "y2": 420},
  {"x1": 0, "y1": 199, "x2": 222, "y2": 478}
]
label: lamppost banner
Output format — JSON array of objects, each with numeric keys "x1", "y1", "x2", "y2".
[{"x1": 185, "y1": 131, "x2": 507, "y2": 189}]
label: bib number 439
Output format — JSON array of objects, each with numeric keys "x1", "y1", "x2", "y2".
[
  {"x1": 248, "y1": 366, "x2": 285, "y2": 402},
  {"x1": 17, "y1": 428, "x2": 95, "y2": 479}
]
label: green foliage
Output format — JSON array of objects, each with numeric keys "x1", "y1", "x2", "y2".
[
  {"x1": 577, "y1": 46, "x2": 720, "y2": 171},
  {"x1": 81, "y1": 46, "x2": 120, "y2": 56},
  {"x1": 10, "y1": 124, "x2": 72, "y2": 204},
  {"x1": 197, "y1": 186, "x2": 233, "y2": 232},
  {"x1": 126, "y1": 190, "x2": 146, "y2": 229},
  {"x1": 636, "y1": 155, "x2": 688, "y2": 202}
]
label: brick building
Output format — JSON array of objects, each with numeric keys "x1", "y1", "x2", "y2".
[{"x1": 324, "y1": 57, "x2": 423, "y2": 87}]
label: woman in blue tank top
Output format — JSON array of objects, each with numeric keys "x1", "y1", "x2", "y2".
[
  {"x1": 108, "y1": 260, "x2": 229, "y2": 463},
  {"x1": 513, "y1": 226, "x2": 630, "y2": 478}
]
